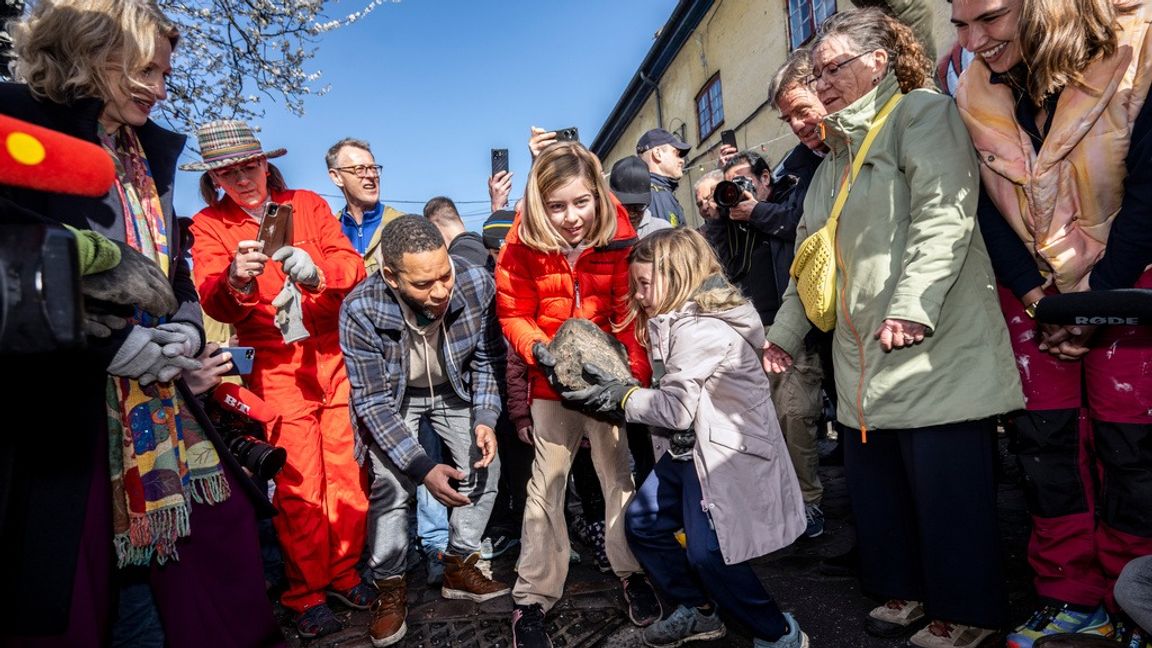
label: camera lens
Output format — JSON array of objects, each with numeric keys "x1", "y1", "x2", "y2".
[
  {"x1": 713, "y1": 181, "x2": 743, "y2": 209},
  {"x1": 228, "y1": 434, "x2": 287, "y2": 481}
]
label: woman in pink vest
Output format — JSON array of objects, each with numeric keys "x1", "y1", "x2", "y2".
[{"x1": 952, "y1": 0, "x2": 1152, "y2": 645}]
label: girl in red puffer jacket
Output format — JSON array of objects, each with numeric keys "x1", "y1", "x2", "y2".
[{"x1": 495, "y1": 142, "x2": 659, "y2": 647}]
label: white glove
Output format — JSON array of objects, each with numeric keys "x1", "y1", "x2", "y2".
[
  {"x1": 108, "y1": 326, "x2": 202, "y2": 385},
  {"x1": 155, "y1": 321, "x2": 201, "y2": 358},
  {"x1": 271, "y1": 246, "x2": 319, "y2": 287}
]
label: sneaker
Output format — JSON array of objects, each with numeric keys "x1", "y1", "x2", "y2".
[
  {"x1": 622, "y1": 573, "x2": 663, "y2": 627},
  {"x1": 803, "y1": 503, "x2": 825, "y2": 539},
  {"x1": 1007, "y1": 604, "x2": 1114, "y2": 648},
  {"x1": 326, "y1": 580, "x2": 377, "y2": 610},
  {"x1": 440, "y1": 552, "x2": 511, "y2": 602},
  {"x1": 752, "y1": 612, "x2": 809, "y2": 648},
  {"x1": 865, "y1": 599, "x2": 927, "y2": 638},
  {"x1": 1113, "y1": 617, "x2": 1151, "y2": 648},
  {"x1": 642, "y1": 604, "x2": 726, "y2": 647},
  {"x1": 1032, "y1": 635, "x2": 1124, "y2": 648},
  {"x1": 294, "y1": 603, "x2": 343, "y2": 639},
  {"x1": 511, "y1": 603, "x2": 553, "y2": 648},
  {"x1": 910, "y1": 620, "x2": 996, "y2": 648},
  {"x1": 426, "y1": 551, "x2": 445, "y2": 586},
  {"x1": 480, "y1": 534, "x2": 521, "y2": 560},
  {"x1": 368, "y1": 576, "x2": 407, "y2": 647}
]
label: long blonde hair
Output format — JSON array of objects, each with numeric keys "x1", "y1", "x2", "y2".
[
  {"x1": 1017, "y1": 0, "x2": 1137, "y2": 105},
  {"x1": 10, "y1": 0, "x2": 179, "y2": 106},
  {"x1": 518, "y1": 143, "x2": 618, "y2": 252},
  {"x1": 621, "y1": 228, "x2": 745, "y2": 345}
]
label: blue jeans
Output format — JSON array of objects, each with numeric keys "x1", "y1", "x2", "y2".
[
  {"x1": 625, "y1": 453, "x2": 787, "y2": 641},
  {"x1": 417, "y1": 417, "x2": 449, "y2": 554}
]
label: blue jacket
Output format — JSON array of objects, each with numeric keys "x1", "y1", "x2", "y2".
[
  {"x1": 648, "y1": 173, "x2": 685, "y2": 226},
  {"x1": 339, "y1": 258, "x2": 505, "y2": 480}
]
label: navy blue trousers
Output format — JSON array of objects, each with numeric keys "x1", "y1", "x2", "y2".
[
  {"x1": 844, "y1": 419, "x2": 1006, "y2": 628},
  {"x1": 625, "y1": 453, "x2": 787, "y2": 641}
]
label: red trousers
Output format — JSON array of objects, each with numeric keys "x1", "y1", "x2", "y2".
[
  {"x1": 254, "y1": 338, "x2": 368, "y2": 614},
  {"x1": 1000, "y1": 278, "x2": 1152, "y2": 609}
]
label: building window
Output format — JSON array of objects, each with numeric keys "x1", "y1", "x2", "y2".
[
  {"x1": 696, "y1": 73, "x2": 724, "y2": 141},
  {"x1": 788, "y1": 0, "x2": 836, "y2": 50}
]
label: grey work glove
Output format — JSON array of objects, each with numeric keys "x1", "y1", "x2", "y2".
[
  {"x1": 155, "y1": 321, "x2": 202, "y2": 359},
  {"x1": 82, "y1": 240, "x2": 178, "y2": 317},
  {"x1": 85, "y1": 313, "x2": 129, "y2": 338},
  {"x1": 108, "y1": 326, "x2": 202, "y2": 385},
  {"x1": 271, "y1": 246, "x2": 319, "y2": 288},
  {"x1": 272, "y1": 280, "x2": 311, "y2": 344}
]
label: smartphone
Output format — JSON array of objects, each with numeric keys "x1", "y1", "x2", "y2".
[
  {"x1": 553, "y1": 127, "x2": 579, "y2": 143},
  {"x1": 212, "y1": 346, "x2": 255, "y2": 376},
  {"x1": 720, "y1": 129, "x2": 737, "y2": 149},
  {"x1": 257, "y1": 202, "x2": 293, "y2": 258},
  {"x1": 491, "y1": 148, "x2": 509, "y2": 176}
]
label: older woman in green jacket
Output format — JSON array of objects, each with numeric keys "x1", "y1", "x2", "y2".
[{"x1": 763, "y1": 8, "x2": 1023, "y2": 648}]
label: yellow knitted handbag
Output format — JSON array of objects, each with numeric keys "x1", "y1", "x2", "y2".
[{"x1": 790, "y1": 93, "x2": 904, "y2": 332}]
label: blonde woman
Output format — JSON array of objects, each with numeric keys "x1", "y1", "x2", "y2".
[
  {"x1": 563, "y1": 228, "x2": 809, "y2": 648},
  {"x1": 1, "y1": 1, "x2": 281, "y2": 646},
  {"x1": 495, "y1": 142, "x2": 659, "y2": 648}
]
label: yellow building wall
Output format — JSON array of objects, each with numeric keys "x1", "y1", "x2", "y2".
[{"x1": 598, "y1": 0, "x2": 962, "y2": 228}]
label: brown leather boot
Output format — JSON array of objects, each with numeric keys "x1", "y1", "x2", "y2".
[
  {"x1": 441, "y1": 552, "x2": 511, "y2": 602},
  {"x1": 369, "y1": 576, "x2": 407, "y2": 647}
]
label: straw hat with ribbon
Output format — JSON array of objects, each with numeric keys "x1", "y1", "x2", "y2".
[{"x1": 179, "y1": 119, "x2": 286, "y2": 171}]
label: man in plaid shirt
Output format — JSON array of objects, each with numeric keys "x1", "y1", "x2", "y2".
[{"x1": 339, "y1": 215, "x2": 509, "y2": 647}]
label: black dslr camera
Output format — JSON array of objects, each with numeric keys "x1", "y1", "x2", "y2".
[
  {"x1": 0, "y1": 222, "x2": 84, "y2": 354},
  {"x1": 227, "y1": 434, "x2": 287, "y2": 481},
  {"x1": 713, "y1": 176, "x2": 758, "y2": 214},
  {"x1": 203, "y1": 395, "x2": 287, "y2": 481}
]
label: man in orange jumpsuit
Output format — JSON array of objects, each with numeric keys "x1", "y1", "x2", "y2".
[{"x1": 183, "y1": 120, "x2": 370, "y2": 639}]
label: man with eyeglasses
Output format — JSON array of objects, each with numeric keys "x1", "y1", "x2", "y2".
[{"x1": 326, "y1": 138, "x2": 403, "y2": 275}]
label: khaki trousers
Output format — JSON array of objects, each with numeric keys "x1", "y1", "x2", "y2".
[
  {"x1": 766, "y1": 342, "x2": 824, "y2": 506},
  {"x1": 512, "y1": 399, "x2": 640, "y2": 610}
]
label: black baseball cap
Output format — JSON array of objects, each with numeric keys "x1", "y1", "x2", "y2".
[
  {"x1": 609, "y1": 156, "x2": 651, "y2": 206},
  {"x1": 482, "y1": 210, "x2": 515, "y2": 250},
  {"x1": 636, "y1": 128, "x2": 691, "y2": 156}
]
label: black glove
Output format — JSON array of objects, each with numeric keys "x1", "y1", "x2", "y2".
[
  {"x1": 532, "y1": 341, "x2": 564, "y2": 390},
  {"x1": 561, "y1": 363, "x2": 638, "y2": 422},
  {"x1": 82, "y1": 240, "x2": 178, "y2": 318}
]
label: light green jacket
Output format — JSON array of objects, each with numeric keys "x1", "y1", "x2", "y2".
[{"x1": 765, "y1": 74, "x2": 1023, "y2": 433}]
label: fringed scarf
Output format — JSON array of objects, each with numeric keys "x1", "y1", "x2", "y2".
[{"x1": 100, "y1": 125, "x2": 229, "y2": 567}]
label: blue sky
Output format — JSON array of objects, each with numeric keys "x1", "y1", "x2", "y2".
[{"x1": 172, "y1": 0, "x2": 678, "y2": 230}]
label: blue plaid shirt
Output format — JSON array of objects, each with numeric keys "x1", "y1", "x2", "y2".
[{"x1": 339, "y1": 258, "x2": 505, "y2": 480}]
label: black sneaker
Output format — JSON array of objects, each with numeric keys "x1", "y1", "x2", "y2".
[
  {"x1": 511, "y1": 603, "x2": 553, "y2": 648},
  {"x1": 621, "y1": 573, "x2": 662, "y2": 627}
]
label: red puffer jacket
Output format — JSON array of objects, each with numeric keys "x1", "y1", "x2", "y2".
[{"x1": 496, "y1": 201, "x2": 651, "y2": 401}]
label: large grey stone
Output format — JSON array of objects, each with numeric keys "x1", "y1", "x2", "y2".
[{"x1": 547, "y1": 318, "x2": 633, "y2": 392}]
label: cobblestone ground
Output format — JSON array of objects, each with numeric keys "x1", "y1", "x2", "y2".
[{"x1": 287, "y1": 436, "x2": 1033, "y2": 647}]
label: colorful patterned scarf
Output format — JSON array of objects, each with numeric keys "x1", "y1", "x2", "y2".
[{"x1": 100, "y1": 125, "x2": 229, "y2": 567}]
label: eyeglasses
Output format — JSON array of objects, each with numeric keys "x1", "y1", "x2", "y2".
[
  {"x1": 808, "y1": 51, "x2": 870, "y2": 86},
  {"x1": 212, "y1": 161, "x2": 264, "y2": 185},
  {"x1": 332, "y1": 164, "x2": 382, "y2": 178}
]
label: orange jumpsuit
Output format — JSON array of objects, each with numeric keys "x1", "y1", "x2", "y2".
[{"x1": 190, "y1": 189, "x2": 368, "y2": 613}]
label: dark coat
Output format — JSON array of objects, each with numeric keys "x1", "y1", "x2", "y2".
[{"x1": 0, "y1": 82, "x2": 270, "y2": 635}]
